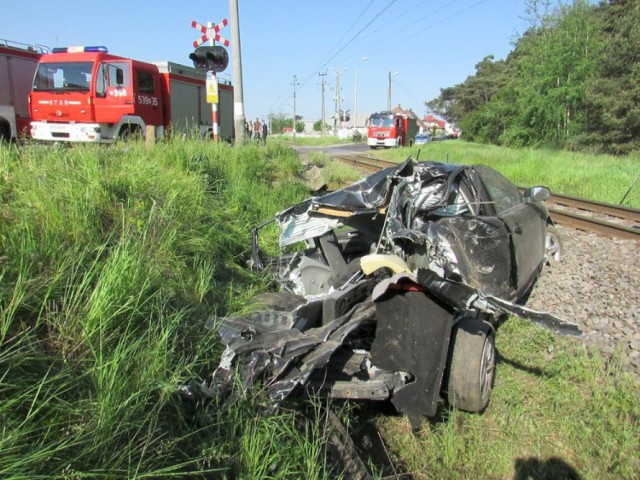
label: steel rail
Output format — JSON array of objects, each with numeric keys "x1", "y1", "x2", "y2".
[
  {"x1": 548, "y1": 207, "x2": 640, "y2": 240},
  {"x1": 549, "y1": 192, "x2": 640, "y2": 223}
]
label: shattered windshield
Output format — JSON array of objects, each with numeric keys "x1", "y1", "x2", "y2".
[{"x1": 33, "y1": 62, "x2": 93, "y2": 92}]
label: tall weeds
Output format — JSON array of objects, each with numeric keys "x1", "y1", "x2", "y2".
[{"x1": 0, "y1": 139, "x2": 329, "y2": 478}]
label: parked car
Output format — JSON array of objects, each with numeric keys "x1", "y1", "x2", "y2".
[
  {"x1": 415, "y1": 133, "x2": 431, "y2": 145},
  {"x1": 191, "y1": 158, "x2": 578, "y2": 428}
]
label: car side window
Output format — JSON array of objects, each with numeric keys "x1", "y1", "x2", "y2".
[{"x1": 476, "y1": 166, "x2": 522, "y2": 214}]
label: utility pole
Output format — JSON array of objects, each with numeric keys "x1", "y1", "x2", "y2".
[
  {"x1": 387, "y1": 71, "x2": 399, "y2": 111},
  {"x1": 331, "y1": 68, "x2": 346, "y2": 135},
  {"x1": 354, "y1": 57, "x2": 367, "y2": 133},
  {"x1": 319, "y1": 71, "x2": 327, "y2": 138},
  {"x1": 292, "y1": 74, "x2": 300, "y2": 142},
  {"x1": 229, "y1": 0, "x2": 245, "y2": 143}
]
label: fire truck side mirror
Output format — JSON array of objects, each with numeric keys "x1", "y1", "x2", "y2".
[
  {"x1": 189, "y1": 46, "x2": 229, "y2": 73},
  {"x1": 116, "y1": 68, "x2": 124, "y2": 86}
]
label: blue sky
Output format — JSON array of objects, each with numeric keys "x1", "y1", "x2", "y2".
[{"x1": 3, "y1": 0, "x2": 531, "y2": 122}]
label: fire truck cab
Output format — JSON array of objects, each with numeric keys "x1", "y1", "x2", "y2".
[{"x1": 29, "y1": 46, "x2": 232, "y2": 143}]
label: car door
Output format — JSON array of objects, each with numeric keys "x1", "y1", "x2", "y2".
[
  {"x1": 430, "y1": 171, "x2": 515, "y2": 299},
  {"x1": 475, "y1": 166, "x2": 546, "y2": 298}
]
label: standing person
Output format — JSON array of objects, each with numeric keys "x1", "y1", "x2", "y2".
[
  {"x1": 261, "y1": 119, "x2": 268, "y2": 144},
  {"x1": 253, "y1": 117, "x2": 261, "y2": 142}
]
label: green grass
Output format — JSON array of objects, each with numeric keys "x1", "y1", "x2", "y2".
[
  {"x1": 1, "y1": 138, "x2": 638, "y2": 479},
  {"x1": 0, "y1": 138, "x2": 334, "y2": 478},
  {"x1": 306, "y1": 151, "x2": 361, "y2": 190},
  {"x1": 374, "y1": 140, "x2": 640, "y2": 208},
  {"x1": 373, "y1": 318, "x2": 639, "y2": 479}
]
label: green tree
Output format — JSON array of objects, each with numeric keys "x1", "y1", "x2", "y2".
[
  {"x1": 268, "y1": 113, "x2": 292, "y2": 134},
  {"x1": 426, "y1": 0, "x2": 621, "y2": 152},
  {"x1": 579, "y1": 0, "x2": 640, "y2": 154},
  {"x1": 427, "y1": 56, "x2": 507, "y2": 127}
]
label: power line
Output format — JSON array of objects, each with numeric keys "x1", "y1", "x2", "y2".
[
  {"x1": 304, "y1": 0, "x2": 375, "y2": 80},
  {"x1": 387, "y1": 0, "x2": 490, "y2": 48},
  {"x1": 341, "y1": 0, "x2": 461, "y2": 60},
  {"x1": 298, "y1": 0, "x2": 398, "y2": 88}
]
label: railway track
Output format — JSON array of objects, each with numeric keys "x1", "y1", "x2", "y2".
[
  {"x1": 546, "y1": 193, "x2": 640, "y2": 240},
  {"x1": 333, "y1": 154, "x2": 640, "y2": 240}
]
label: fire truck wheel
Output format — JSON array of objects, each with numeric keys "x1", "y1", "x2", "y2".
[
  {"x1": 118, "y1": 126, "x2": 142, "y2": 142},
  {"x1": 0, "y1": 123, "x2": 10, "y2": 143},
  {"x1": 396, "y1": 137, "x2": 402, "y2": 147}
]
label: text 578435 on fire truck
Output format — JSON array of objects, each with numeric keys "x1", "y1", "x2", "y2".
[{"x1": 29, "y1": 46, "x2": 233, "y2": 143}]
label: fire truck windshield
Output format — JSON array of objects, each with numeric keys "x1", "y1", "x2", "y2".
[
  {"x1": 33, "y1": 62, "x2": 93, "y2": 92},
  {"x1": 369, "y1": 116, "x2": 394, "y2": 128}
]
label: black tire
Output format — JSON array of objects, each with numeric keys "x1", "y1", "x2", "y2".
[
  {"x1": 446, "y1": 318, "x2": 496, "y2": 413},
  {"x1": 0, "y1": 122, "x2": 10, "y2": 143},
  {"x1": 545, "y1": 224, "x2": 563, "y2": 264},
  {"x1": 118, "y1": 125, "x2": 142, "y2": 142}
]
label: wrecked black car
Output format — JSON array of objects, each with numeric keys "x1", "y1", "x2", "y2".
[{"x1": 193, "y1": 158, "x2": 580, "y2": 427}]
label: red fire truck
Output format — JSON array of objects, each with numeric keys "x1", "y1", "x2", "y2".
[
  {"x1": 367, "y1": 111, "x2": 418, "y2": 149},
  {"x1": 0, "y1": 39, "x2": 48, "y2": 142},
  {"x1": 29, "y1": 46, "x2": 233, "y2": 143}
]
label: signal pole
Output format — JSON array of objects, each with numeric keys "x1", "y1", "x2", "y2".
[
  {"x1": 207, "y1": 22, "x2": 219, "y2": 143},
  {"x1": 292, "y1": 74, "x2": 300, "y2": 142},
  {"x1": 387, "y1": 71, "x2": 399, "y2": 111},
  {"x1": 331, "y1": 68, "x2": 346, "y2": 135},
  {"x1": 319, "y1": 72, "x2": 327, "y2": 138},
  {"x1": 229, "y1": 0, "x2": 245, "y2": 143}
]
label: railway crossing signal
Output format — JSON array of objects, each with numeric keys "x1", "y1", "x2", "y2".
[
  {"x1": 191, "y1": 19, "x2": 230, "y2": 48},
  {"x1": 189, "y1": 45, "x2": 229, "y2": 72}
]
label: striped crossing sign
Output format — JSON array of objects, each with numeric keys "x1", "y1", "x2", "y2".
[{"x1": 191, "y1": 19, "x2": 230, "y2": 48}]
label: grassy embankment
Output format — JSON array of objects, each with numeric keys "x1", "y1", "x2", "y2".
[
  {"x1": 0, "y1": 139, "x2": 335, "y2": 478},
  {"x1": 1, "y1": 138, "x2": 638, "y2": 479}
]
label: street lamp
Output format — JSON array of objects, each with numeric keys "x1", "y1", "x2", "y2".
[
  {"x1": 387, "y1": 71, "x2": 399, "y2": 111},
  {"x1": 354, "y1": 56, "x2": 367, "y2": 132}
]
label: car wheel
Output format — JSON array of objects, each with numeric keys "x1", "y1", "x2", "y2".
[
  {"x1": 545, "y1": 225, "x2": 563, "y2": 264},
  {"x1": 446, "y1": 318, "x2": 496, "y2": 413}
]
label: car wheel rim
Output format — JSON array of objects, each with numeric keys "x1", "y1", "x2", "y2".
[
  {"x1": 545, "y1": 232, "x2": 561, "y2": 262},
  {"x1": 480, "y1": 336, "x2": 495, "y2": 400}
]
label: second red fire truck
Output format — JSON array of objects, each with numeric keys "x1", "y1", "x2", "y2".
[
  {"x1": 367, "y1": 111, "x2": 418, "y2": 149},
  {"x1": 29, "y1": 46, "x2": 233, "y2": 143},
  {"x1": 0, "y1": 39, "x2": 47, "y2": 142}
]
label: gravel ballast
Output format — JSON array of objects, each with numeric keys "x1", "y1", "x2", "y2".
[{"x1": 526, "y1": 225, "x2": 640, "y2": 377}]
